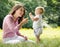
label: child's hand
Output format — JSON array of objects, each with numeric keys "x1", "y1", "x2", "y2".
[{"x1": 29, "y1": 12, "x2": 32, "y2": 16}]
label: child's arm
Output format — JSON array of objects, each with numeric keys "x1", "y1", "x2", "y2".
[{"x1": 29, "y1": 13, "x2": 39, "y2": 21}]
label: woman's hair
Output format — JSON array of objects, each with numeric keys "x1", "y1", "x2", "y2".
[{"x1": 9, "y1": 4, "x2": 25, "y2": 24}]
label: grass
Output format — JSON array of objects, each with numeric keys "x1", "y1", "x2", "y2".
[{"x1": 0, "y1": 27, "x2": 60, "y2": 47}]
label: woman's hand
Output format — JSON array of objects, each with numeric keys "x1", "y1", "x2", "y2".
[
  {"x1": 21, "y1": 35, "x2": 28, "y2": 40},
  {"x1": 23, "y1": 36, "x2": 28, "y2": 40},
  {"x1": 18, "y1": 18, "x2": 28, "y2": 29},
  {"x1": 21, "y1": 18, "x2": 28, "y2": 24},
  {"x1": 19, "y1": 34, "x2": 28, "y2": 40}
]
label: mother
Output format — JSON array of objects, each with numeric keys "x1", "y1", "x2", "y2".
[{"x1": 2, "y1": 4, "x2": 29, "y2": 44}]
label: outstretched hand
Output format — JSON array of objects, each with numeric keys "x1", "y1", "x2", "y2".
[
  {"x1": 21, "y1": 18, "x2": 28, "y2": 24},
  {"x1": 29, "y1": 12, "x2": 32, "y2": 16}
]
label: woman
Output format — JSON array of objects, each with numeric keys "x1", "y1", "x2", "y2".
[{"x1": 2, "y1": 4, "x2": 29, "y2": 44}]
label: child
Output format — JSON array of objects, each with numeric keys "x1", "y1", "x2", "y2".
[
  {"x1": 29, "y1": 6, "x2": 44, "y2": 43},
  {"x1": 2, "y1": 4, "x2": 34, "y2": 44}
]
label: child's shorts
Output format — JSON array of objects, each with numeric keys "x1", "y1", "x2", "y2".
[{"x1": 34, "y1": 28, "x2": 42, "y2": 36}]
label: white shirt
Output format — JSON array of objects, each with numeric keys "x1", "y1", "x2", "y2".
[{"x1": 33, "y1": 15, "x2": 42, "y2": 29}]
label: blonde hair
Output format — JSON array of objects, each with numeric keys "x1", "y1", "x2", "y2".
[{"x1": 35, "y1": 6, "x2": 45, "y2": 13}]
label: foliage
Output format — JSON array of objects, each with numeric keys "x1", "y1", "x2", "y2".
[{"x1": 0, "y1": 0, "x2": 60, "y2": 28}]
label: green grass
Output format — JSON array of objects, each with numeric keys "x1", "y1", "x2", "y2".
[{"x1": 0, "y1": 27, "x2": 60, "y2": 47}]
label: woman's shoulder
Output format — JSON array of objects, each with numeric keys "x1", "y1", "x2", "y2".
[
  {"x1": 5, "y1": 14, "x2": 13, "y2": 19},
  {"x1": 3, "y1": 14, "x2": 13, "y2": 21}
]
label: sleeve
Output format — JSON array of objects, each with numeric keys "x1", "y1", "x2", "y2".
[
  {"x1": 34, "y1": 15, "x2": 39, "y2": 19},
  {"x1": 14, "y1": 24, "x2": 20, "y2": 30},
  {"x1": 6, "y1": 17, "x2": 20, "y2": 32},
  {"x1": 16, "y1": 31, "x2": 21, "y2": 36}
]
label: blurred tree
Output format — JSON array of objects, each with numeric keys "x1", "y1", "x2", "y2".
[
  {"x1": 0, "y1": 0, "x2": 60, "y2": 29},
  {"x1": 44, "y1": 0, "x2": 60, "y2": 27},
  {"x1": 0, "y1": 0, "x2": 15, "y2": 29}
]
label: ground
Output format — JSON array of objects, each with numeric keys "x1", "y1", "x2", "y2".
[{"x1": 0, "y1": 27, "x2": 60, "y2": 47}]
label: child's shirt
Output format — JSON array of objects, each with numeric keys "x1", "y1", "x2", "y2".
[{"x1": 33, "y1": 15, "x2": 42, "y2": 29}]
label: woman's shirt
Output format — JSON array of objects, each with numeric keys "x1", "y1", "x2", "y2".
[{"x1": 3, "y1": 14, "x2": 20, "y2": 38}]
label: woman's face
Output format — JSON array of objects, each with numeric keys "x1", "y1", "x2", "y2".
[{"x1": 15, "y1": 7, "x2": 25, "y2": 17}]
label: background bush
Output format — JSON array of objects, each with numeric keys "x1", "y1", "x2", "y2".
[{"x1": 0, "y1": 0, "x2": 60, "y2": 29}]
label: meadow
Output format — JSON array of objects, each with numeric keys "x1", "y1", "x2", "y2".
[{"x1": 0, "y1": 27, "x2": 60, "y2": 47}]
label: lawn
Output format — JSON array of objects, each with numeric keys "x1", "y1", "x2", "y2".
[{"x1": 0, "y1": 27, "x2": 60, "y2": 47}]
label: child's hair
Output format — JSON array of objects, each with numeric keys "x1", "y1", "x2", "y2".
[
  {"x1": 35, "y1": 6, "x2": 45, "y2": 14},
  {"x1": 9, "y1": 4, "x2": 25, "y2": 24}
]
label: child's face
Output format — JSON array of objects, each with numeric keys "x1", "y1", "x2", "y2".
[
  {"x1": 15, "y1": 7, "x2": 25, "y2": 17},
  {"x1": 35, "y1": 8, "x2": 43, "y2": 15}
]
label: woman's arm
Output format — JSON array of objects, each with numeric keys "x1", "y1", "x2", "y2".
[
  {"x1": 16, "y1": 31, "x2": 27, "y2": 40},
  {"x1": 6, "y1": 17, "x2": 28, "y2": 32},
  {"x1": 6, "y1": 17, "x2": 28, "y2": 40},
  {"x1": 17, "y1": 18, "x2": 28, "y2": 29}
]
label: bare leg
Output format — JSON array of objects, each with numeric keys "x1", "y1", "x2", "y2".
[{"x1": 36, "y1": 35, "x2": 40, "y2": 43}]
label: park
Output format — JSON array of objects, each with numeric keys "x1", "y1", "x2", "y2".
[{"x1": 0, "y1": 0, "x2": 60, "y2": 47}]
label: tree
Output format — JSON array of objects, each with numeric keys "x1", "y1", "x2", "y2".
[{"x1": 0, "y1": 0, "x2": 60, "y2": 29}]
